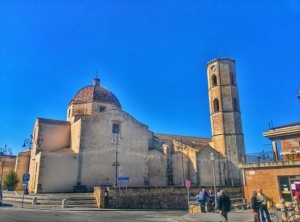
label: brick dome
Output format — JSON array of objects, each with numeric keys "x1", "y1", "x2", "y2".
[{"x1": 70, "y1": 77, "x2": 121, "y2": 108}]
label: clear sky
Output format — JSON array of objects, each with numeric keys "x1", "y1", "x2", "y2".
[{"x1": 0, "y1": 0, "x2": 299, "y2": 155}]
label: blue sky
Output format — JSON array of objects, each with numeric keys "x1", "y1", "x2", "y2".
[{"x1": 0, "y1": 0, "x2": 299, "y2": 155}]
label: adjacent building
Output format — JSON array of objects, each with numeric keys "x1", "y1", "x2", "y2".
[{"x1": 240, "y1": 118, "x2": 300, "y2": 203}]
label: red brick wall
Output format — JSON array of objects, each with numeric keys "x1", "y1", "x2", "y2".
[
  {"x1": 280, "y1": 136, "x2": 300, "y2": 161},
  {"x1": 243, "y1": 166, "x2": 300, "y2": 204}
]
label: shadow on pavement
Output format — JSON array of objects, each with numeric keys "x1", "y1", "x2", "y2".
[{"x1": 0, "y1": 203, "x2": 14, "y2": 207}]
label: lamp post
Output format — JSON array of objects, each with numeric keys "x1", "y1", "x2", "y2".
[
  {"x1": 21, "y1": 135, "x2": 42, "y2": 194},
  {"x1": 22, "y1": 137, "x2": 33, "y2": 195},
  {"x1": 112, "y1": 133, "x2": 120, "y2": 187},
  {"x1": 0, "y1": 145, "x2": 12, "y2": 192},
  {"x1": 210, "y1": 152, "x2": 217, "y2": 207},
  {"x1": 22, "y1": 137, "x2": 33, "y2": 172}
]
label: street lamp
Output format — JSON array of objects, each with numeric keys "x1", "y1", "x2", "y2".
[
  {"x1": 0, "y1": 145, "x2": 13, "y2": 192},
  {"x1": 112, "y1": 132, "x2": 121, "y2": 187},
  {"x1": 22, "y1": 135, "x2": 42, "y2": 194},
  {"x1": 22, "y1": 137, "x2": 33, "y2": 195},
  {"x1": 210, "y1": 152, "x2": 217, "y2": 207},
  {"x1": 22, "y1": 136, "x2": 34, "y2": 172}
]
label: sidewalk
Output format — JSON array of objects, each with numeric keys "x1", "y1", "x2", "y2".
[
  {"x1": 2, "y1": 200, "x2": 257, "y2": 222},
  {"x1": 178, "y1": 210, "x2": 254, "y2": 222}
]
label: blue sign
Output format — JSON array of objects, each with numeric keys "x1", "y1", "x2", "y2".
[
  {"x1": 23, "y1": 174, "x2": 30, "y2": 182},
  {"x1": 118, "y1": 177, "x2": 129, "y2": 181}
]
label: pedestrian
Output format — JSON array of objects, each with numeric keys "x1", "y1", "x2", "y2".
[
  {"x1": 197, "y1": 188, "x2": 208, "y2": 213},
  {"x1": 257, "y1": 189, "x2": 271, "y2": 222},
  {"x1": 217, "y1": 189, "x2": 231, "y2": 222},
  {"x1": 250, "y1": 191, "x2": 260, "y2": 222},
  {"x1": 207, "y1": 189, "x2": 215, "y2": 212},
  {"x1": 215, "y1": 190, "x2": 222, "y2": 211}
]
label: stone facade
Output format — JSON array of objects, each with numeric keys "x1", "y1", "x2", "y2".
[
  {"x1": 18, "y1": 58, "x2": 246, "y2": 193},
  {"x1": 15, "y1": 150, "x2": 30, "y2": 190},
  {"x1": 207, "y1": 58, "x2": 246, "y2": 185}
]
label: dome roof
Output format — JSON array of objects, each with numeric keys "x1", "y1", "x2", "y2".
[{"x1": 70, "y1": 77, "x2": 121, "y2": 108}]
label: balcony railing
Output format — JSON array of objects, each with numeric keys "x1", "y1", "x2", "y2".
[{"x1": 246, "y1": 151, "x2": 283, "y2": 163}]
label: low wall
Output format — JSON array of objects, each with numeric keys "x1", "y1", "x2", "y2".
[{"x1": 94, "y1": 186, "x2": 242, "y2": 209}]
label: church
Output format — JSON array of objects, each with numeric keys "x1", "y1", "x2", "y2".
[{"x1": 21, "y1": 57, "x2": 245, "y2": 193}]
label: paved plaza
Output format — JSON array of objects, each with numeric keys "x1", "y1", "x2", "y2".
[{"x1": 0, "y1": 201, "x2": 269, "y2": 222}]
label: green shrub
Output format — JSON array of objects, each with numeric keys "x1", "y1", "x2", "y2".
[{"x1": 3, "y1": 170, "x2": 19, "y2": 191}]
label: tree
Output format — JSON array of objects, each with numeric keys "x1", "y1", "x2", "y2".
[{"x1": 3, "y1": 169, "x2": 19, "y2": 191}]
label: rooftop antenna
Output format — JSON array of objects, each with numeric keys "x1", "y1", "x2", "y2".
[
  {"x1": 271, "y1": 120, "x2": 273, "y2": 128},
  {"x1": 268, "y1": 120, "x2": 274, "y2": 129}
]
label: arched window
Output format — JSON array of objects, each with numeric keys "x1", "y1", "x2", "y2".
[
  {"x1": 233, "y1": 98, "x2": 239, "y2": 111},
  {"x1": 211, "y1": 75, "x2": 217, "y2": 86},
  {"x1": 213, "y1": 98, "x2": 220, "y2": 112}
]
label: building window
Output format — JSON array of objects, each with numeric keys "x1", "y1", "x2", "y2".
[
  {"x1": 213, "y1": 98, "x2": 220, "y2": 112},
  {"x1": 112, "y1": 123, "x2": 120, "y2": 134},
  {"x1": 99, "y1": 106, "x2": 106, "y2": 112},
  {"x1": 212, "y1": 75, "x2": 217, "y2": 86},
  {"x1": 68, "y1": 109, "x2": 71, "y2": 117},
  {"x1": 233, "y1": 98, "x2": 239, "y2": 111},
  {"x1": 230, "y1": 72, "x2": 236, "y2": 85}
]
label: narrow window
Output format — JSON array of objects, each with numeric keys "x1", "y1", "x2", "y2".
[
  {"x1": 233, "y1": 98, "x2": 239, "y2": 111},
  {"x1": 212, "y1": 75, "x2": 217, "y2": 86},
  {"x1": 112, "y1": 123, "x2": 120, "y2": 134},
  {"x1": 230, "y1": 72, "x2": 236, "y2": 85},
  {"x1": 99, "y1": 106, "x2": 106, "y2": 112},
  {"x1": 68, "y1": 109, "x2": 71, "y2": 117},
  {"x1": 213, "y1": 98, "x2": 219, "y2": 112}
]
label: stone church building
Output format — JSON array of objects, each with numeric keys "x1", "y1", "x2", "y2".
[{"x1": 22, "y1": 57, "x2": 246, "y2": 193}]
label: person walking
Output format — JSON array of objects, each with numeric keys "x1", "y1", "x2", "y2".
[
  {"x1": 251, "y1": 191, "x2": 261, "y2": 222},
  {"x1": 217, "y1": 189, "x2": 231, "y2": 222},
  {"x1": 257, "y1": 189, "x2": 271, "y2": 222},
  {"x1": 197, "y1": 188, "x2": 208, "y2": 213},
  {"x1": 207, "y1": 189, "x2": 215, "y2": 212}
]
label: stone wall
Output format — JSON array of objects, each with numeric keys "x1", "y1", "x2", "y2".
[
  {"x1": 15, "y1": 151, "x2": 30, "y2": 190},
  {"x1": 37, "y1": 152, "x2": 78, "y2": 193},
  {"x1": 79, "y1": 109, "x2": 151, "y2": 187},
  {"x1": 101, "y1": 186, "x2": 243, "y2": 209},
  {"x1": 37, "y1": 118, "x2": 71, "y2": 152}
]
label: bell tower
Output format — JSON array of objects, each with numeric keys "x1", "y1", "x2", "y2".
[{"x1": 207, "y1": 58, "x2": 245, "y2": 185}]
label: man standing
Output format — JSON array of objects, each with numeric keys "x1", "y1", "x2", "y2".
[
  {"x1": 197, "y1": 189, "x2": 208, "y2": 213},
  {"x1": 217, "y1": 189, "x2": 231, "y2": 221},
  {"x1": 251, "y1": 191, "x2": 261, "y2": 222},
  {"x1": 207, "y1": 189, "x2": 215, "y2": 212},
  {"x1": 257, "y1": 189, "x2": 271, "y2": 222}
]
